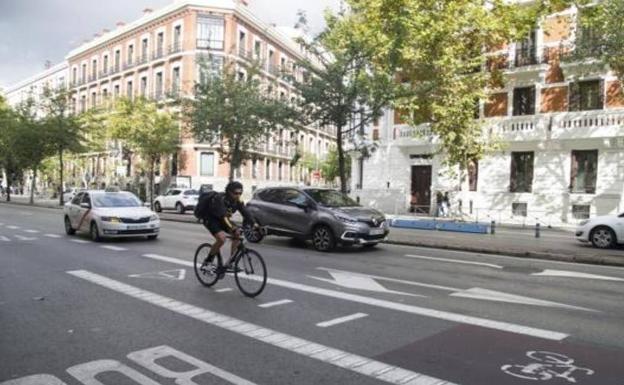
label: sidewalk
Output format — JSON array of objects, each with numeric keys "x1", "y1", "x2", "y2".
[{"x1": 2, "y1": 197, "x2": 622, "y2": 267}]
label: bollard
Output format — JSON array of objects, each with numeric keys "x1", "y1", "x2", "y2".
[
  {"x1": 490, "y1": 220, "x2": 496, "y2": 235},
  {"x1": 535, "y1": 222, "x2": 541, "y2": 238}
]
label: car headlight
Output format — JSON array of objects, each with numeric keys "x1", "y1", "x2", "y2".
[
  {"x1": 579, "y1": 219, "x2": 590, "y2": 226},
  {"x1": 101, "y1": 216, "x2": 121, "y2": 223},
  {"x1": 335, "y1": 214, "x2": 358, "y2": 224},
  {"x1": 149, "y1": 214, "x2": 159, "y2": 221}
]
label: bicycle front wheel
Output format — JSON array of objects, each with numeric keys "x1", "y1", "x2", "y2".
[
  {"x1": 194, "y1": 243, "x2": 221, "y2": 287},
  {"x1": 234, "y1": 249, "x2": 267, "y2": 297}
]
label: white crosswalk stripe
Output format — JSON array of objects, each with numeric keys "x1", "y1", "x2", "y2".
[{"x1": 317, "y1": 313, "x2": 369, "y2": 328}]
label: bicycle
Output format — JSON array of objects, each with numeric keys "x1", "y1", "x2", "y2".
[{"x1": 193, "y1": 227, "x2": 268, "y2": 297}]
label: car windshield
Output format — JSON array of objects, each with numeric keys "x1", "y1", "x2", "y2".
[
  {"x1": 92, "y1": 193, "x2": 142, "y2": 208},
  {"x1": 304, "y1": 189, "x2": 359, "y2": 208},
  {"x1": 183, "y1": 190, "x2": 199, "y2": 195}
]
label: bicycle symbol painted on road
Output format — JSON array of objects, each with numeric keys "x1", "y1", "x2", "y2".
[{"x1": 501, "y1": 351, "x2": 594, "y2": 383}]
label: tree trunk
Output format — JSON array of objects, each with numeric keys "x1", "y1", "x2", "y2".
[
  {"x1": 29, "y1": 167, "x2": 37, "y2": 205},
  {"x1": 149, "y1": 158, "x2": 155, "y2": 210},
  {"x1": 58, "y1": 149, "x2": 64, "y2": 206},
  {"x1": 5, "y1": 172, "x2": 11, "y2": 202},
  {"x1": 336, "y1": 125, "x2": 347, "y2": 194}
]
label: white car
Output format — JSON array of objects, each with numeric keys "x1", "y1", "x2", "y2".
[
  {"x1": 154, "y1": 188, "x2": 199, "y2": 214},
  {"x1": 63, "y1": 190, "x2": 160, "y2": 241},
  {"x1": 575, "y1": 212, "x2": 624, "y2": 249},
  {"x1": 62, "y1": 187, "x2": 82, "y2": 203}
]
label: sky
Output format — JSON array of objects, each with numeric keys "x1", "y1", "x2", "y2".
[{"x1": 0, "y1": 0, "x2": 341, "y2": 89}]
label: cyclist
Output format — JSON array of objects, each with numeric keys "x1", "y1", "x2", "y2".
[{"x1": 202, "y1": 181, "x2": 257, "y2": 273}]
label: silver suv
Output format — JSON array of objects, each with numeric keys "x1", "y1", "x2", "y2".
[{"x1": 246, "y1": 187, "x2": 389, "y2": 251}]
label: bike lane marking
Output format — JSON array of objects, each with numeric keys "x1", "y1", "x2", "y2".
[
  {"x1": 317, "y1": 313, "x2": 369, "y2": 328},
  {"x1": 44, "y1": 234, "x2": 62, "y2": 238},
  {"x1": 376, "y1": 324, "x2": 624, "y2": 385},
  {"x1": 141, "y1": 253, "x2": 568, "y2": 341},
  {"x1": 67, "y1": 269, "x2": 458, "y2": 385},
  {"x1": 258, "y1": 299, "x2": 293, "y2": 308},
  {"x1": 99, "y1": 245, "x2": 128, "y2": 252}
]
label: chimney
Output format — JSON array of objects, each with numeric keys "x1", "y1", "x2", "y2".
[
  {"x1": 143, "y1": 8, "x2": 153, "y2": 15},
  {"x1": 116, "y1": 21, "x2": 126, "y2": 28}
]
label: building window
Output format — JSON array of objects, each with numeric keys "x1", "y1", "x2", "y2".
[
  {"x1": 140, "y1": 77, "x2": 148, "y2": 96},
  {"x1": 570, "y1": 150, "x2": 598, "y2": 194},
  {"x1": 91, "y1": 92, "x2": 97, "y2": 108},
  {"x1": 265, "y1": 159, "x2": 271, "y2": 180},
  {"x1": 72, "y1": 68, "x2": 77, "y2": 83},
  {"x1": 512, "y1": 202, "x2": 528, "y2": 217},
  {"x1": 80, "y1": 95, "x2": 86, "y2": 112},
  {"x1": 252, "y1": 159, "x2": 258, "y2": 179},
  {"x1": 254, "y1": 40, "x2": 262, "y2": 58},
  {"x1": 239, "y1": 31, "x2": 246, "y2": 51},
  {"x1": 197, "y1": 15, "x2": 224, "y2": 49},
  {"x1": 512, "y1": 86, "x2": 535, "y2": 116},
  {"x1": 141, "y1": 38, "x2": 149, "y2": 61},
  {"x1": 510, "y1": 151, "x2": 534, "y2": 193},
  {"x1": 81, "y1": 64, "x2": 87, "y2": 81},
  {"x1": 569, "y1": 80, "x2": 603, "y2": 111},
  {"x1": 278, "y1": 162, "x2": 283, "y2": 181},
  {"x1": 174, "y1": 25, "x2": 182, "y2": 47},
  {"x1": 199, "y1": 56, "x2": 223, "y2": 83},
  {"x1": 128, "y1": 45, "x2": 134, "y2": 64},
  {"x1": 114, "y1": 85, "x2": 120, "y2": 97},
  {"x1": 200, "y1": 152, "x2": 214, "y2": 176},
  {"x1": 468, "y1": 159, "x2": 478, "y2": 192},
  {"x1": 155, "y1": 73, "x2": 163, "y2": 99},
  {"x1": 103, "y1": 55, "x2": 109, "y2": 72},
  {"x1": 172, "y1": 68, "x2": 180, "y2": 94},
  {"x1": 91, "y1": 59, "x2": 97, "y2": 78},
  {"x1": 114, "y1": 50, "x2": 121, "y2": 69},
  {"x1": 572, "y1": 205, "x2": 591, "y2": 220},
  {"x1": 157, "y1": 32, "x2": 164, "y2": 55},
  {"x1": 127, "y1": 81, "x2": 133, "y2": 99}
]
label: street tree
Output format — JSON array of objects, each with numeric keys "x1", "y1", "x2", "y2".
[
  {"x1": 40, "y1": 86, "x2": 86, "y2": 205},
  {"x1": 108, "y1": 97, "x2": 180, "y2": 209},
  {"x1": 331, "y1": 0, "x2": 568, "y2": 170},
  {"x1": 321, "y1": 145, "x2": 351, "y2": 187},
  {"x1": 186, "y1": 59, "x2": 299, "y2": 181},
  {"x1": 12, "y1": 98, "x2": 56, "y2": 204},
  {"x1": 0, "y1": 96, "x2": 21, "y2": 202},
  {"x1": 292, "y1": 13, "x2": 395, "y2": 193}
]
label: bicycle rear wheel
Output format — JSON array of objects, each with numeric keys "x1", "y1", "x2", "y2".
[
  {"x1": 194, "y1": 243, "x2": 221, "y2": 287},
  {"x1": 234, "y1": 249, "x2": 267, "y2": 297}
]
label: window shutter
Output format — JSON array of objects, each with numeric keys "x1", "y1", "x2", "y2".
[
  {"x1": 598, "y1": 79, "x2": 605, "y2": 109},
  {"x1": 529, "y1": 86, "x2": 536, "y2": 114},
  {"x1": 570, "y1": 151, "x2": 579, "y2": 192},
  {"x1": 569, "y1": 82, "x2": 580, "y2": 111},
  {"x1": 587, "y1": 150, "x2": 598, "y2": 194},
  {"x1": 526, "y1": 152, "x2": 534, "y2": 193},
  {"x1": 510, "y1": 154, "x2": 517, "y2": 192}
]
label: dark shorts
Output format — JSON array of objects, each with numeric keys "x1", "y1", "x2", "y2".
[{"x1": 203, "y1": 217, "x2": 230, "y2": 236}]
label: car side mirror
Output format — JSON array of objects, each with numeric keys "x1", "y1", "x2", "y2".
[{"x1": 80, "y1": 202, "x2": 91, "y2": 209}]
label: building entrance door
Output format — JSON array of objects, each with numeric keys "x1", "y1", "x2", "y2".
[{"x1": 410, "y1": 165, "x2": 432, "y2": 214}]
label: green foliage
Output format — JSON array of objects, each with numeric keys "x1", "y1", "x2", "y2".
[
  {"x1": 577, "y1": 0, "x2": 624, "y2": 86},
  {"x1": 292, "y1": 11, "x2": 394, "y2": 193},
  {"x1": 107, "y1": 97, "x2": 180, "y2": 207},
  {"x1": 186, "y1": 58, "x2": 299, "y2": 181},
  {"x1": 335, "y1": 0, "x2": 567, "y2": 168},
  {"x1": 0, "y1": 96, "x2": 20, "y2": 200},
  {"x1": 321, "y1": 146, "x2": 351, "y2": 184}
]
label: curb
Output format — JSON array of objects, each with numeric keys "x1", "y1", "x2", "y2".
[
  {"x1": 383, "y1": 239, "x2": 624, "y2": 267},
  {"x1": 2, "y1": 200, "x2": 622, "y2": 267}
]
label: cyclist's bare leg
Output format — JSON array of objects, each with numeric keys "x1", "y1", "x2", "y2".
[{"x1": 209, "y1": 231, "x2": 227, "y2": 260}]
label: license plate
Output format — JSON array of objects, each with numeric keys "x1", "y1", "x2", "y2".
[
  {"x1": 369, "y1": 228, "x2": 385, "y2": 236},
  {"x1": 127, "y1": 225, "x2": 148, "y2": 230}
]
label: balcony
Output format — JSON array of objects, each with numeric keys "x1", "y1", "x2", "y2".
[
  {"x1": 110, "y1": 64, "x2": 121, "y2": 75},
  {"x1": 393, "y1": 123, "x2": 434, "y2": 146},
  {"x1": 485, "y1": 115, "x2": 549, "y2": 142},
  {"x1": 137, "y1": 54, "x2": 149, "y2": 66},
  {"x1": 514, "y1": 46, "x2": 540, "y2": 67},
  {"x1": 196, "y1": 39, "x2": 224, "y2": 50},
  {"x1": 267, "y1": 63, "x2": 281, "y2": 77},
  {"x1": 123, "y1": 61, "x2": 135, "y2": 71},
  {"x1": 99, "y1": 69, "x2": 109, "y2": 78},
  {"x1": 551, "y1": 109, "x2": 624, "y2": 140},
  {"x1": 238, "y1": 47, "x2": 253, "y2": 61},
  {"x1": 558, "y1": 41, "x2": 608, "y2": 80},
  {"x1": 168, "y1": 41, "x2": 182, "y2": 54},
  {"x1": 88, "y1": 74, "x2": 97, "y2": 83},
  {"x1": 152, "y1": 48, "x2": 165, "y2": 61}
]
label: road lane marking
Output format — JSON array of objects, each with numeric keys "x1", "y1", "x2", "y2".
[
  {"x1": 100, "y1": 245, "x2": 128, "y2": 252},
  {"x1": 44, "y1": 234, "x2": 62, "y2": 238},
  {"x1": 6, "y1": 225, "x2": 20, "y2": 229},
  {"x1": 532, "y1": 269, "x2": 624, "y2": 282},
  {"x1": 317, "y1": 313, "x2": 368, "y2": 328},
  {"x1": 70, "y1": 239, "x2": 90, "y2": 244},
  {"x1": 258, "y1": 299, "x2": 293, "y2": 308},
  {"x1": 14, "y1": 235, "x2": 37, "y2": 241},
  {"x1": 451, "y1": 288, "x2": 597, "y2": 312},
  {"x1": 24, "y1": 229, "x2": 40, "y2": 233},
  {"x1": 316, "y1": 267, "x2": 460, "y2": 292},
  {"x1": 0, "y1": 235, "x2": 10, "y2": 242},
  {"x1": 405, "y1": 254, "x2": 503, "y2": 269},
  {"x1": 129, "y1": 269, "x2": 186, "y2": 281},
  {"x1": 141, "y1": 253, "x2": 569, "y2": 340},
  {"x1": 216, "y1": 288, "x2": 233, "y2": 293},
  {"x1": 309, "y1": 270, "x2": 426, "y2": 297},
  {"x1": 67, "y1": 270, "x2": 457, "y2": 385}
]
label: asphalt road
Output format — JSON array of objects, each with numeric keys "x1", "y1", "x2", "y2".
[{"x1": 2, "y1": 204, "x2": 624, "y2": 385}]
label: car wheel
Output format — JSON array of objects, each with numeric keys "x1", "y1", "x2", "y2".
[
  {"x1": 90, "y1": 222, "x2": 101, "y2": 242},
  {"x1": 154, "y1": 201, "x2": 162, "y2": 213},
  {"x1": 175, "y1": 202, "x2": 185, "y2": 214},
  {"x1": 363, "y1": 243, "x2": 378, "y2": 248},
  {"x1": 244, "y1": 227, "x2": 264, "y2": 243},
  {"x1": 64, "y1": 216, "x2": 75, "y2": 235},
  {"x1": 147, "y1": 235, "x2": 158, "y2": 240},
  {"x1": 312, "y1": 225, "x2": 336, "y2": 252},
  {"x1": 590, "y1": 226, "x2": 616, "y2": 249}
]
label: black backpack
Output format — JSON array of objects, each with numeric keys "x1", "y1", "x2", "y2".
[{"x1": 194, "y1": 191, "x2": 218, "y2": 220}]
